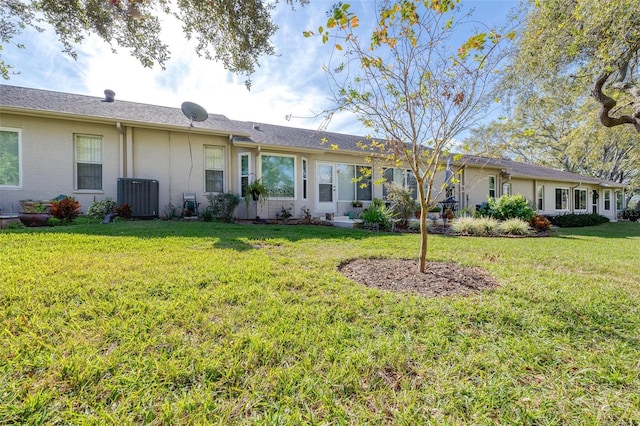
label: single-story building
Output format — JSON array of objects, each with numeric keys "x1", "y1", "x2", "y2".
[{"x1": 0, "y1": 85, "x2": 628, "y2": 221}]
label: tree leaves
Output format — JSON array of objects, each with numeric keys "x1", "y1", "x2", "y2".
[
  {"x1": 512, "y1": 0, "x2": 640, "y2": 132},
  {"x1": 1, "y1": 0, "x2": 309, "y2": 86}
]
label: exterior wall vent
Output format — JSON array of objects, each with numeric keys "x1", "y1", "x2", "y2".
[{"x1": 117, "y1": 178, "x2": 159, "y2": 218}]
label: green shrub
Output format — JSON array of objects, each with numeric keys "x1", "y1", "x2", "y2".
[
  {"x1": 479, "y1": 194, "x2": 535, "y2": 221},
  {"x1": 86, "y1": 198, "x2": 117, "y2": 219},
  {"x1": 200, "y1": 208, "x2": 214, "y2": 222},
  {"x1": 555, "y1": 213, "x2": 609, "y2": 228},
  {"x1": 359, "y1": 202, "x2": 393, "y2": 231},
  {"x1": 160, "y1": 203, "x2": 179, "y2": 220},
  {"x1": 474, "y1": 217, "x2": 500, "y2": 234},
  {"x1": 621, "y1": 208, "x2": 640, "y2": 221},
  {"x1": 451, "y1": 216, "x2": 500, "y2": 235},
  {"x1": 46, "y1": 217, "x2": 62, "y2": 227},
  {"x1": 385, "y1": 183, "x2": 418, "y2": 226},
  {"x1": 451, "y1": 216, "x2": 480, "y2": 234},
  {"x1": 206, "y1": 193, "x2": 241, "y2": 223},
  {"x1": 496, "y1": 218, "x2": 532, "y2": 235}
]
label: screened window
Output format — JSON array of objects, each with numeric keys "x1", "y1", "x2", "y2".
[
  {"x1": 239, "y1": 153, "x2": 250, "y2": 196},
  {"x1": 488, "y1": 176, "x2": 496, "y2": 199},
  {"x1": 383, "y1": 168, "x2": 418, "y2": 199},
  {"x1": 537, "y1": 185, "x2": 544, "y2": 211},
  {"x1": 205, "y1": 146, "x2": 224, "y2": 193},
  {"x1": 555, "y1": 188, "x2": 569, "y2": 210},
  {"x1": 604, "y1": 189, "x2": 611, "y2": 211},
  {"x1": 261, "y1": 154, "x2": 295, "y2": 198},
  {"x1": 75, "y1": 134, "x2": 103, "y2": 190},
  {"x1": 337, "y1": 163, "x2": 372, "y2": 201},
  {"x1": 0, "y1": 128, "x2": 21, "y2": 187},
  {"x1": 574, "y1": 188, "x2": 587, "y2": 210}
]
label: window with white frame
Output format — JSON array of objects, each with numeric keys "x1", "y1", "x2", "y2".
[
  {"x1": 604, "y1": 189, "x2": 611, "y2": 210},
  {"x1": 537, "y1": 185, "x2": 544, "y2": 211},
  {"x1": 574, "y1": 188, "x2": 587, "y2": 210},
  {"x1": 205, "y1": 146, "x2": 224, "y2": 193},
  {"x1": 337, "y1": 163, "x2": 372, "y2": 201},
  {"x1": 75, "y1": 134, "x2": 103, "y2": 190},
  {"x1": 261, "y1": 154, "x2": 295, "y2": 198},
  {"x1": 239, "y1": 153, "x2": 250, "y2": 196},
  {"x1": 488, "y1": 175, "x2": 496, "y2": 199},
  {"x1": 502, "y1": 182, "x2": 511, "y2": 196},
  {"x1": 382, "y1": 168, "x2": 418, "y2": 199},
  {"x1": 0, "y1": 127, "x2": 21, "y2": 188},
  {"x1": 555, "y1": 187, "x2": 569, "y2": 210},
  {"x1": 302, "y1": 158, "x2": 308, "y2": 200},
  {"x1": 616, "y1": 191, "x2": 623, "y2": 210}
]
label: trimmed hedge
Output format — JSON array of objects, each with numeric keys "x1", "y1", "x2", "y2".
[{"x1": 554, "y1": 213, "x2": 609, "y2": 228}]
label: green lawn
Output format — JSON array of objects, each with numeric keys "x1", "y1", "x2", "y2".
[{"x1": 1, "y1": 221, "x2": 639, "y2": 424}]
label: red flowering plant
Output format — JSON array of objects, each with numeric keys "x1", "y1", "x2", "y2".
[
  {"x1": 49, "y1": 197, "x2": 81, "y2": 224},
  {"x1": 115, "y1": 203, "x2": 133, "y2": 219}
]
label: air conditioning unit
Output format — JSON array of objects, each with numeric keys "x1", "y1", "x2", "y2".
[{"x1": 117, "y1": 178, "x2": 159, "y2": 219}]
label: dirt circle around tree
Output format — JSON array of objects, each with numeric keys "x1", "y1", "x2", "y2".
[{"x1": 339, "y1": 258, "x2": 500, "y2": 298}]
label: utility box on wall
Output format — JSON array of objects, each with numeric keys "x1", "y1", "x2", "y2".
[{"x1": 117, "y1": 178, "x2": 159, "y2": 219}]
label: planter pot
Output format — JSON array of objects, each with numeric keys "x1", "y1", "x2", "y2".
[{"x1": 18, "y1": 212, "x2": 51, "y2": 227}]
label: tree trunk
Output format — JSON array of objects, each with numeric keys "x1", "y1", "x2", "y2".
[{"x1": 419, "y1": 206, "x2": 429, "y2": 273}]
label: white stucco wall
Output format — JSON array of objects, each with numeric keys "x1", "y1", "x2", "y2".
[{"x1": 0, "y1": 114, "x2": 120, "y2": 213}]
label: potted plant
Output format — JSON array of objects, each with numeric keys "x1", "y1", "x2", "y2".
[
  {"x1": 244, "y1": 179, "x2": 269, "y2": 206},
  {"x1": 351, "y1": 200, "x2": 363, "y2": 208},
  {"x1": 18, "y1": 199, "x2": 52, "y2": 227}
]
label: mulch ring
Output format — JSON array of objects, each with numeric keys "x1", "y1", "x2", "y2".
[{"x1": 339, "y1": 258, "x2": 500, "y2": 298}]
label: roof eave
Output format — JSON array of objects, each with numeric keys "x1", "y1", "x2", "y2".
[{"x1": 0, "y1": 106, "x2": 236, "y2": 137}]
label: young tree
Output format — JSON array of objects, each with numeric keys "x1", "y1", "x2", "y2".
[
  {"x1": 305, "y1": 1, "x2": 512, "y2": 272},
  {"x1": 511, "y1": 0, "x2": 640, "y2": 133},
  {"x1": 0, "y1": 0, "x2": 308, "y2": 87}
]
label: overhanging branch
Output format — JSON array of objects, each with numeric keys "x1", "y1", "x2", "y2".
[{"x1": 592, "y1": 72, "x2": 640, "y2": 133}]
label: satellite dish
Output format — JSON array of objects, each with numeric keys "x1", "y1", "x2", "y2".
[{"x1": 181, "y1": 101, "x2": 208, "y2": 124}]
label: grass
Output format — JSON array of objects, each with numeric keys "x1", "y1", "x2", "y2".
[{"x1": 1, "y1": 220, "x2": 639, "y2": 424}]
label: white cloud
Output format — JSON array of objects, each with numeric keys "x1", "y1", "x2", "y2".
[{"x1": 3, "y1": 0, "x2": 514, "y2": 137}]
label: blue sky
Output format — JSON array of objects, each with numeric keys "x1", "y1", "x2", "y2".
[{"x1": 2, "y1": 0, "x2": 519, "y2": 135}]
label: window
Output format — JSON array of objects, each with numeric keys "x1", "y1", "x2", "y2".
[
  {"x1": 302, "y1": 158, "x2": 308, "y2": 200},
  {"x1": 337, "y1": 163, "x2": 372, "y2": 201},
  {"x1": 205, "y1": 146, "x2": 224, "y2": 193},
  {"x1": 616, "y1": 191, "x2": 623, "y2": 210},
  {"x1": 502, "y1": 183, "x2": 511, "y2": 197},
  {"x1": 537, "y1": 185, "x2": 544, "y2": 211},
  {"x1": 383, "y1": 168, "x2": 418, "y2": 199},
  {"x1": 0, "y1": 127, "x2": 21, "y2": 187},
  {"x1": 604, "y1": 189, "x2": 611, "y2": 211},
  {"x1": 239, "y1": 153, "x2": 250, "y2": 196},
  {"x1": 488, "y1": 175, "x2": 496, "y2": 199},
  {"x1": 75, "y1": 134, "x2": 103, "y2": 190},
  {"x1": 574, "y1": 188, "x2": 587, "y2": 210},
  {"x1": 261, "y1": 154, "x2": 295, "y2": 198},
  {"x1": 555, "y1": 188, "x2": 569, "y2": 210}
]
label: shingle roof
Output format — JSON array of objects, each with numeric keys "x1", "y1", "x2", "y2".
[
  {"x1": 0, "y1": 84, "x2": 239, "y2": 133},
  {"x1": 0, "y1": 84, "x2": 625, "y2": 188},
  {"x1": 463, "y1": 154, "x2": 624, "y2": 187},
  {"x1": 231, "y1": 121, "x2": 366, "y2": 152}
]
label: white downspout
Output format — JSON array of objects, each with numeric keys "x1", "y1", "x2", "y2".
[
  {"x1": 126, "y1": 127, "x2": 134, "y2": 177},
  {"x1": 116, "y1": 122, "x2": 125, "y2": 178}
]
